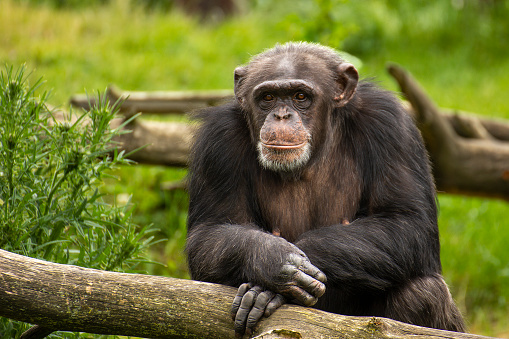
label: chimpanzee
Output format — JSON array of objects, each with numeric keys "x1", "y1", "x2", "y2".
[{"x1": 186, "y1": 42, "x2": 465, "y2": 336}]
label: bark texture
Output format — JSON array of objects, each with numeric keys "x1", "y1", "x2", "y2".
[
  {"x1": 388, "y1": 64, "x2": 509, "y2": 200},
  {"x1": 0, "y1": 249, "x2": 496, "y2": 339}
]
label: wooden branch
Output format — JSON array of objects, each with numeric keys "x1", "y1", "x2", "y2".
[
  {"x1": 448, "y1": 113, "x2": 495, "y2": 140},
  {"x1": 388, "y1": 64, "x2": 509, "y2": 200},
  {"x1": 69, "y1": 86, "x2": 233, "y2": 115},
  {"x1": 112, "y1": 119, "x2": 193, "y2": 167},
  {"x1": 402, "y1": 103, "x2": 509, "y2": 141},
  {"x1": 474, "y1": 116, "x2": 509, "y2": 141},
  {"x1": 0, "y1": 249, "x2": 495, "y2": 339}
]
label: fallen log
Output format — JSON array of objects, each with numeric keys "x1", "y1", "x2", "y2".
[
  {"x1": 0, "y1": 249, "x2": 495, "y2": 339},
  {"x1": 388, "y1": 64, "x2": 509, "y2": 200},
  {"x1": 112, "y1": 118, "x2": 193, "y2": 167},
  {"x1": 70, "y1": 86, "x2": 233, "y2": 115}
]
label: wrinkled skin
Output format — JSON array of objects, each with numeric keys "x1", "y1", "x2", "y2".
[{"x1": 231, "y1": 248, "x2": 326, "y2": 336}]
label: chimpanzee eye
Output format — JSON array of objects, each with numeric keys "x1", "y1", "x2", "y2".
[
  {"x1": 294, "y1": 92, "x2": 307, "y2": 101},
  {"x1": 263, "y1": 93, "x2": 275, "y2": 101}
]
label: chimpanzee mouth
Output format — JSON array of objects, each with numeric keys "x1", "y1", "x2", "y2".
[
  {"x1": 257, "y1": 141, "x2": 312, "y2": 172},
  {"x1": 261, "y1": 141, "x2": 308, "y2": 150}
]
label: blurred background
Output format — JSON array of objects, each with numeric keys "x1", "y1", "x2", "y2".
[{"x1": 1, "y1": 0, "x2": 508, "y2": 337}]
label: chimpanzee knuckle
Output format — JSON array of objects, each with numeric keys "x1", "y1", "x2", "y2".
[
  {"x1": 294, "y1": 289, "x2": 318, "y2": 306},
  {"x1": 241, "y1": 291, "x2": 257, "y2": 306},
  {"x1": 234, "y1": 314, "x2": 248, "y2": 336},
  {"x1": 298, "y1": 258, "x2": 316, "y2": 273},
  {"x1": 273, "y1": 282, "x2": 296, "y2": 296},
  {"x1": 234, "y1": 305, "x2": 251, "y2": 335},
  {"x1": 315, "y1": 270, "x2": 327, "y2": 283},
  {"x1": 287, "y1": 286, "x2": 317, "y2": 306},
  {"x1": 246, "y1": 307, "x2": 265, "y2": 330},
  {"x1": 286, "y1": 251, "x2": 305, "y2": 265},
  {"x1": 232, "y1": 284, "x2": 252, "y2": 318},
  {"x1": 246, "y1": 292, "x2": 274, "y2": 327},
  {"x1": 296, "y1": 258, "x2": 327, "y2": 284},
  {"x1": 303, "y1": 295, "x2": 319, "y2": 307},
  {"x1": 246, "y1": 286, "x2": 263, "y2": 301},
  {"x1": 238, "y1": 282, "x2": 253, "y2": 295},
  {"x1": 280, "y1": 263, "x2": 298, "y2": 278},
  {"x1": 256, "y1": 290, "x2": 274, "y2": 305},
  {"x1": 292, "y1": 269, "x2": 309, "y2": 285},
  {"x1": 308, "y1": 279, "x2": 326, "y2": 298}
]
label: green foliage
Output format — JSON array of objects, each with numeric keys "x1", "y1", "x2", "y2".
[
  {"x1": 0, "y1": 0, "x2": 287, "y2": 105},
  {"x1": 265, "y1": 0, "x2": 509, "y2": 119},
  {"x1": 0, "y1": 65, "x2": 159, "y2": 338},
  {"x1": 274, "y1": 0, "x2": 352, "y2": 49},
  {"x1": 104, "y1": 165, "x2": 190, "y2": 279},
  {"x1": 19, "y1": 0, "x2": 156, "y2": 10}
]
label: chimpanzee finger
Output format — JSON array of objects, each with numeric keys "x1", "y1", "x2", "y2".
[
  {"x1": 234, "y1": 285, "x2": 263, "y2": 336},
  {"x1": 293, "y1": 270, "x2": 326, "y2": 298},
  {"x1": 245, "y1": 290, "x2": 276, "y2": 335},
  {"x1": 264, "y1": 293, "x2": 286, "y2": 317},
  {"x1": 231, "y1": 283, "x2": 253, "y2": 320},
  {"x1": 285, "y1": 286, "x2": 318, "y2": 306},
  {"x1": 299, "y1": 260, "x2": 327, "y2": 283}
]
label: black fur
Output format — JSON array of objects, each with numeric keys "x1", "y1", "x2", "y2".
[{"x1": 186, "y1": 42, "x2": 465, "y2": 332}]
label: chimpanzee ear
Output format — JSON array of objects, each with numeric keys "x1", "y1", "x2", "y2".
[
  {"x1": 334, "y1": 63, "x2": 359, "y2": 107},
  {"x1": 234, "y1": 66, "x2": 247, "y2": 104}
]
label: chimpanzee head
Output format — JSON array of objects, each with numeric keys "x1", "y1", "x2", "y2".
[{"x1": 233, "y1": 42, "x2": 359, "y2": 172}]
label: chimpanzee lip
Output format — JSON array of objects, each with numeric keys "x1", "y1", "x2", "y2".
[{"x1": 261, "y1": 141, "x2": 308, "y2": 150}]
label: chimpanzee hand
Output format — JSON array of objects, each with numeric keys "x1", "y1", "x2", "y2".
[
  {"x1": 231, "y1": 283, "x2": 286, "y2": 337},
  {"x1": 231, "y1": 246, "x2": 326, "y2": 336},
  {"x1": 270, "y1": 250, "x2": 327, "y2": 305}
]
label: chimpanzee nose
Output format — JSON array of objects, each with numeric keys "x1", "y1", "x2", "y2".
[{"x1": 274, "y1": 107, "x2": 291, "y2": 120}]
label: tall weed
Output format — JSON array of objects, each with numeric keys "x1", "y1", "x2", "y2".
[{"x1": 0, "y1": 65, "x2": 159, "y2": 337}]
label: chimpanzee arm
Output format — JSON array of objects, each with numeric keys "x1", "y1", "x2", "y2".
[
  {"x1": 295, "y1": 210, "x2": 439, "y2": 293},
  {"x1": 187, "y1": 221, "x2": 326, "y2": 301}
]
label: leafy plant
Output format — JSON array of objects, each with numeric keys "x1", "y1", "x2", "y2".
[{"x1": 0, "y1": 65, "x2": 160, "y2": 338}]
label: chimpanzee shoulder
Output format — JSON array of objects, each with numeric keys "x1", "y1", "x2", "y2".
[
  {"x1": 189, "y1": 101, "x2": 254, "y2": 175},
  {"x1": 338, "y1": 81, "x2": 436, "y2": 215},
  {"x1": 187, "y1": 101, "x2": 258, "y2": 227}
]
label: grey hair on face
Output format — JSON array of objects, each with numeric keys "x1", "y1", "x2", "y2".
[{"x1": 257, "y1": 141, "x2": 312, "y2": 173}]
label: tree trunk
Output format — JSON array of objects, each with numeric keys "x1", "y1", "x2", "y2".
[
  {"x1": 113, "y1": 118, "x2": 193, "y2": 167},
  {"x1": 0, "y1": 249, "x2": 495, "y2": 339},
  {"x1": 387, "y1": 64, "x2": 509, "y2": 201}
]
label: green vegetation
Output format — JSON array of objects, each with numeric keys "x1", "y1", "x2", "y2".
[
  {"x1": 1, "y1": 0, "x2": 508, "y2": 337},
  {"x1": 0, "y1": 65, "x2": 159, "y2": 337}
]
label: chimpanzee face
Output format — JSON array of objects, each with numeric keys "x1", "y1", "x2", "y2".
[
  {"x1": 234, "y1": 48, "x2": 358, "y2": 172},
  {"x1": 251, "y1": 79, "x2": 314, "y2": 172}
]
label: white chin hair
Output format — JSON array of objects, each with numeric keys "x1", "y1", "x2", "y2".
[{"x1": 257, "y1": 142, "x2": 312, "y2": 172}]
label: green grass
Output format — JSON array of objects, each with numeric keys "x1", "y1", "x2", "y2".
[
  {"x1": 1, "y1": 0, "x2": 508, "y2": 337},
  {"x1": 438, "y1": 195, "x2": 509, "y2": 337},
  {"x1": 0, "y1": 1, "x2": 285, "y2": 105}
]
